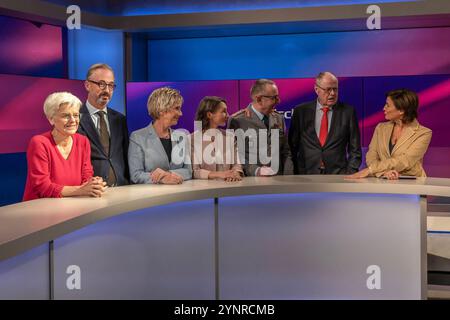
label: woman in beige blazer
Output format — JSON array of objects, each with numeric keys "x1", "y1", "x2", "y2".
[
  {"x1": 348, "y1": 89, "x2": 432, "y2": 180},
  {"x1": 191, "y1": 96, "x2": 243, "y2": 181}
]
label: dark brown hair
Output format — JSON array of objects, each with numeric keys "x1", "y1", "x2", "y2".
[
  {"x1": 195, "y1": 96, "x2": 227, "y2": 131},
  {"x1": 386, "y1": 89, "x2": 419, "y2": 124}
]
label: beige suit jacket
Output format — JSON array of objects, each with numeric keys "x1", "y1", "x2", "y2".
[
  {"x1": 366, "y1": 119, "x2": 432, "y2": 177},
  {"x1": 190, "y1": 129, "x2": 243, "y2": 180}
]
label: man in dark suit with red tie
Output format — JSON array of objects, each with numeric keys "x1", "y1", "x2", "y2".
[
  {"x1": 288, "y1": 71, "x2": 361, "y2": 174},
  {"x1": 77, "y1": 63, "x2": 129, "y2": 186}
]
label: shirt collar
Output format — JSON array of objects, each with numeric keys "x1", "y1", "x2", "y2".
[
  {"x1": 250, "y1": 104, "x2": 265, "y2": 121},
  {"x1": 86, "y1": 100, "x2": 108, "y2": 116},
  {"x1": 316, "y1": 100, "x2": 333, "y2": 111}
]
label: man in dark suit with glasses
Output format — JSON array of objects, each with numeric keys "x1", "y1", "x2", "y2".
[
  {"x1": 77, "y1": 63, "x2": 129, "y2": 186},
  {"x1": 289, "y1": 71, "x2": 361, "y2": 175}
]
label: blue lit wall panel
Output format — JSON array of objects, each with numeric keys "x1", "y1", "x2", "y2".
[
  {"x1": 130, "y1": 34, "x2": 148, "y2": 82},
  {"x1": 148, "y1": 27, "x2": 450, "y2": 81},
  {"x1": 44, "y1": 0, "x2": 416, "y2": 15},
  {"x1": 67, "y1": 26, "x2": 125, "y2": 114},
  {"x1": 0, "y1": 152, "x2": 27, "y2": 207}
]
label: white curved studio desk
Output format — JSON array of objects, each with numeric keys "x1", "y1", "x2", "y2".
[{"x1": 0, "y1": 175, "x2": 449, "y2": 300}]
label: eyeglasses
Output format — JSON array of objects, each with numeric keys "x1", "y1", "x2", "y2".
[
  {"x1": 58, "y1": 113, "x2": 80, "y2": 121},
  {"x1": 316, "y1": 83, "x2": 338, "y2": 94},
  {"x1": 260, "y1": 95, "x2": 280, "y2": 101},
  {"x1": 87, "y1": 79, "x2": 117, "y2": 90}
]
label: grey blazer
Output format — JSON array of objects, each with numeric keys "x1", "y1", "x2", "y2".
[
  {"x1": 128, "y1": 123, "x2": 192, "y2": 184},
  {"x1": 227, "y1": 105, "x2": 293, "y2": 176}
]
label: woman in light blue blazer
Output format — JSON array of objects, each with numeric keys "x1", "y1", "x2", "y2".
[{"x1": 128, "y1": 87, "x2": 192, "y2": 184}]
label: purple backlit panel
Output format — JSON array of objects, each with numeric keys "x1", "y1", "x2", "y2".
[
  {"x1": 0, "y1": 16, "x2": 65, "y2": 78},
  {"x1": 363, "y1": 75, "x2": 450, "y2": 177},
  {"x1": 238, "y1": 78, "x2": 316, "y2": 112},
  {"x1": 239, "y1": 77, "x2": 363, "y2": 135},
  {"x1": 363, "y1": 75, "x2": 450, "y2": 147},
  {"x1": 126, "y1": 81, "x2": 239, "y2": 133},
  {"x1": 0, "y1": 74, "x2": 86, "y2": 154}
]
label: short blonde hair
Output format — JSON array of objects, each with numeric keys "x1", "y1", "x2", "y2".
[
  {"x1": 43, "y1": 92, "x2": 82, "y2": 122},
  {"x1": 147, "y1": 87, "x2": 183, "y2": 119}
]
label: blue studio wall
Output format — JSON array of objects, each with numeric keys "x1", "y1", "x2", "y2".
[
  {"x1": 45, "y1": 0, "x2": 416, "y2": 16},
  {"x1": 147, "y1": 27, "x2": 450, "y2": 81},
  {"x1": 68, "y1": 26, "x2": 126, "y2": 114}
]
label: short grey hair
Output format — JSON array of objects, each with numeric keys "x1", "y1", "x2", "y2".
[
  {"x1": 250, "y1": 79, "x2": 275, "y2": 98},
  {"x1": 86, "y1": 63, "x2": 114, "y2": 79},
  {"x1": 43, "y1": 92, "x2": 82, "y2": 122},
  {"x1": 315, "y1": 71, "x2": 338, "y2": 86},
  {"x1": 147, "y1": 87, "x2": 184, "y2": 119}
]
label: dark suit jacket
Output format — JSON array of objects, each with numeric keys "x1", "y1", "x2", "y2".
[
  {"x1": 288, "y1": 100, "x2": 361, "y2": 174},
  {"x1": 78, "y1": 104, "x2": 129, "y2": 185}
]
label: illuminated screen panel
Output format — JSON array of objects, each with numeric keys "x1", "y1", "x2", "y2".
[
  {"x1": 126, "y1": 81, "x2": 239, "y2": 133},
  {"x1": 0, "y1": 74, "x2": 86, "y2": 154},
  {"x1": 0, "y1": 16, "x2": 65, "y2": 78},
  {"x1": 238, "y1": 77, "x2": 364, "y2": 135}
]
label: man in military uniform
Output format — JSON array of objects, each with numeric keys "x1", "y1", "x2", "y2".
[{"x1": 227, "y1": 79, "x2": 293, "y2": 176}]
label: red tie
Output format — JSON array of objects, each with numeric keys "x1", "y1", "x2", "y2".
[{"x1": 319, "y1": 107, "x2": 329, "y2": 147}]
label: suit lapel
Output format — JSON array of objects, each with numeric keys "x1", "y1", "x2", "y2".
[
  {"x1": 79, "y1": 104, "x2": 104, "y2": 154},
  {"x1": 391, "y1": 120, "x2": 419, "y2": 155},
  {"x1": 323, "y1": 103, "x2": 340, "y2": 148},
  {"x1": 382, "y1": 122, "x2": 394, "y2": 156},
  {"x1": 247, "y1": 106, "x2": 266, "y2": 129},
  {"x1": 148, "y1": 123, "x2": 170, "y2": 164},
  {"x1": 306, "y1": 103, "x2": 321, "y2": 147},
  {"x1": 269, "y1": 112, "x2": 282, "y2": 130},
  {"x1": 107, "y1": 108, "x2": 117, "y2": 153}
]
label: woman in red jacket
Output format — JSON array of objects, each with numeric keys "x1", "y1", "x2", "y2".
[{"x1": 23, "y1": 92, "x2": 107, "y2": 201}]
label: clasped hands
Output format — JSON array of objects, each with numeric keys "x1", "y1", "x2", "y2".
[
  {"x1": 151, "y1": 168, "x2": 184, "y2": 184},
  {"x1": 80, "y1": 176, "x2": 108, "y2": 197},
  {"x1": 221, "y1": 170, "x2": 243, "y2": 182}
]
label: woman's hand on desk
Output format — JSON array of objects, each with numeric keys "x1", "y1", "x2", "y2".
[
  {"x1": 150, "y1": 169, "x2": 183, "y2": 184},
  {"x1": 382, "y1": 170, "x2": 400, "y2": 180},
  {"x1": 151, "y1": 168, "x2": 169, "y2": 184},
  {"x1": 160, "y1": 172, "x2": 183, "y2": 184},
  {"x1": 208, "y1": 170, "x2": 242, "y2": 182},
  {"x1": 346, "y1": 168, "x2": 371, "y2": 179},
  {"x1": 79, "y1": 177, "x2": 107, "y2": 197},
  {"x1": 62, "y1": 177, "x2": 107, "y2": 198},
  {"x1": 224, "y1": 170, "x2": 242, "y2": 182}
]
